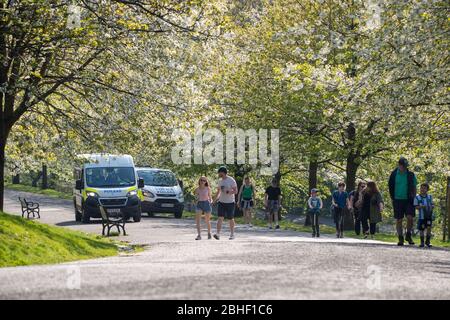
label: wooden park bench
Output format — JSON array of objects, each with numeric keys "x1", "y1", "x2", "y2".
[
  {"x1": 99, "y1": 206, "x2": 126, "y2": 236},
  {"x1": 18, "y1": 197, "x2": 40, "y2": 219}
]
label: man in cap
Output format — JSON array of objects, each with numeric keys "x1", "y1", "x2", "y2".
[{"x1": 388, "y1": 157, "x2": 418, "y2": 246}]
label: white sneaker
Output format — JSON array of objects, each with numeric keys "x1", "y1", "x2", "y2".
[{"x1": 248, "y1": 224, "x2": 253, "y2": 228}]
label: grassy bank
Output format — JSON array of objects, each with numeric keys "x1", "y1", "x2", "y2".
[
  {"x1": 5, "y1": 183, "x2": 71, "y2": 200},
  {"x1": 0, "y1": 211, "x2": 120, "y2": 267},
  {"x1": 184, "y1": 210, "x2": 450, "y2": 248}
]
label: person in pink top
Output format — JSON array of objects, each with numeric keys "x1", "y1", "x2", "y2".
[{"x1": 194, "y1": 176, "x2": 212, "y2": 240}]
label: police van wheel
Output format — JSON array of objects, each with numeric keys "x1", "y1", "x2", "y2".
[{"x1": 174, "y1": 210, "x2": 183, "y2": 219}]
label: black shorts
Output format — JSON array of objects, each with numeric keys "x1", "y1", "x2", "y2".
[
  {"x1": 218, "y1": 202, "x2": 235, "y2": 219},
  {"x1": 393, "y1": 199, "x2": 415, "y2": 219}
]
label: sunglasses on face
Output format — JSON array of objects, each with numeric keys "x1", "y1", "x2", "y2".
[{"x1": 200, "y1": 180, "x2": 206, "y2": 183}]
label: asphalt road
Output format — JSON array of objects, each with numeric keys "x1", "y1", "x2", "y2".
[{"x1": 1, "y1": 189, "x2": 450, "y2": 300}]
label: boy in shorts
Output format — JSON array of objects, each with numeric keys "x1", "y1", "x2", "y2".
[{"x1": 414, "y1": 183, "x2": 434, "y2": 248}]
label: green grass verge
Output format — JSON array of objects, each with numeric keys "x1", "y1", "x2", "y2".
[
  {"x1": 5, "y1": 183, "x2": 71, "y2": 200},
  {"x1": 0, "y1": 211, "x2": 121, "y2": 267},
  {"x1": 184, "y1": 210, "x2": 450, "y2": 248}
]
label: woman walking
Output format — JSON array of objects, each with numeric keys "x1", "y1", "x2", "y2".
[
  {"x1": 348, "y1": 181, "x2": 366, "y2": 236},
  {"x1": 194, "y1": 176, "x2": 212, "y2": 240},
  {"x1": 360, "y1": 181, "x2": 384, "y2": 239},
  {"x1": 238, "y1": 176, "x2": 255, "y2": 228}
]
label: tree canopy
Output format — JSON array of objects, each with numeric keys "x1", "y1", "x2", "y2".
[{"x1": 1, "y1": 0, "x2": 449, "y2": 216}]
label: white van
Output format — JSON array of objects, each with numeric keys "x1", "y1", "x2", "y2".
[
  {"x1": 73, "y1": 154, "x2": 144, "y2": 223},
  {"x1": 136, "y1": 167, "x2": 184, "y2": 219}
]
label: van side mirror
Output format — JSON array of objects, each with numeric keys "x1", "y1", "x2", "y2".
[
  {"x1": 138, "y1": 178, "x2": 145, "y2": 189},
  {"x1": 75, "y1": 179, "x2": 83, "y2": 190}
]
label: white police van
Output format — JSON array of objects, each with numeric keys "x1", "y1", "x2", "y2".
[
  {"x1": 136, "y1": 167, "x2": 184, "y2": 219},
  {"x1": 73, "y1": 154, "x2": 144, "y2": 223}
]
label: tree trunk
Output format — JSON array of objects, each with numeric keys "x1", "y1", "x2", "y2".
[
  {"x1": 345, "y1": 153, "x2": 359, "y2": 230},
  {"x1": 31, "y1": 170, "x2": 42, "y2": 188},
  {"x1": 447, "y1": 176, "x2": 450, "y2": 242},
  {"x1": 304, "y1": 160, "x2": 318, "y2": 226},
  {"x1": 0, "y1": 118, "x2": 11, "y2": 211},
  {"x1": 0, "y1": 139, "x2": 5, "y2": 212},
  {"x1": 42, "y1": 164, "x2": 48, "y2": 189},
  {"x1": 345, "y1": 153, "x2": 358, "y2": 193},
  {"x1": 12, "y1": 173, "x2": 20, "y2": 184}
]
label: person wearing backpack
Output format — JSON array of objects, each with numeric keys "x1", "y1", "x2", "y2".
[
  {"x1": 348, "y1": 181, "x2": 367, "y2": 236},
  {"x1": 414, "y1": 183, "x2": 434, "y2": 248},
  {"x1": 388, "y1": 157, "x2": 418, "y2": 246},
  {"x1": 238, "y1": 176, "x2": 255, "y2": 228},
  {"x1": 307, "y1": 188, "x2": 323, "y2": 238}
]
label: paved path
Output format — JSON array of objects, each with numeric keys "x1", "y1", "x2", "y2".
[{"x1": 1, "y1": 189, "x2": 449, "y2": 300}]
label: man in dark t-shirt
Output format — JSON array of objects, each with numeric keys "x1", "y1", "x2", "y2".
[{"x1": 265, "y1": 180, "x2": 282, "y2": 229}]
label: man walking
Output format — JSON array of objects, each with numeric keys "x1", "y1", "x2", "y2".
[
  {"x1": 388, "y1": 157, "x2": 417, "y2": 246},
  {"x1": 213, "y1": 166, "x2": 238, "y2": 240},
  {"x1": 265, "y1": 179, "x2": 282, "y2": 229}
]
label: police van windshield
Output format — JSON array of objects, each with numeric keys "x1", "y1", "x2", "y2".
[
  {"x1": 85, "y1": 167, "x2": 136, "y2": 188},
  {"x1": 138, "y1": 170, "x2": 177, "y2": 187}
]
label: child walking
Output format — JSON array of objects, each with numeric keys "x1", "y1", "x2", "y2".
[
  {"x1": 307, "y1": 188, "x2": 323, "y2": 237},
  {"x1": 332, "y1": 182, "x2": 349, "y2": 238},
  {"x1": 414, "y1": 183, "x2": 434, "y2": 248}
]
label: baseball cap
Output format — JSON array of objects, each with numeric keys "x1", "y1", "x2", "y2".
[{"x1": 398, "y1": 157, "x2": 409, "y2": 167}]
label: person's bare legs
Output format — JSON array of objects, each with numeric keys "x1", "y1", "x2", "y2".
[
  {"x1": 406, "y1": 215, "x2": 414, "y2": 234},
  {"x1": 405, "y1": 214, "x2": 415, "y2": 245},
  {"x1": 195, "y1": 211, "x2": 202, "y2": 239},
  {"x1": 274, "y1": 208, "x2": 279, "y2": 227},
  {"x1": 229, "y1": 218, "x2": 235, "y2": 236},
  {"x1": 396, "y1": 219, "x2": 403, "y2": 235},
  {"x1": 268, "y1": 209, "x2": 273, "y2": 228},
  {"x1": 426, "y1": 226, "x2": 432, "y2": 247},
  {"x1": 396, "y1": 218, "x2": 404, "y2": 244},
  {"x1": 246, "y1": 209, "x2": 252, "y2": 226},
  {"x1": 243, "y1": 209, "x2": 250, "y2": 225},
  {"x1": 205, "y1": 213, "x2": 212, "y2": 236},
  {"x1": 216, "y1": 216, "x2": 224, "y2": 235}
]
